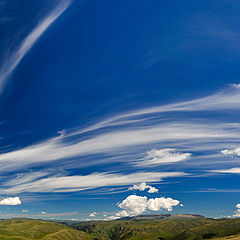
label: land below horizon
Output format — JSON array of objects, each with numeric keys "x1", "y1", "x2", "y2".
[{"x1": 1, "y1": 214, "x2": 240, "y2": 239}]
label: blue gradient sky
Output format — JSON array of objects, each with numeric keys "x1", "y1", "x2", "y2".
[{"x1": 1, "y1": 0, "x2": 240, "y2": 220}]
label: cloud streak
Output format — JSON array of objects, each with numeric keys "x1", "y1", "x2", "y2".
[
  {"x1": 0, "y1": 122, "x2": 237, "y2": 170},
  {"x1": 0, "y1": 84, "x2": 240, "y2": 170},
  {"x1": 0, "y1": 0, "x2": 72, "y2": 92},
  {"x1": 0, "y1": 84, "x2": 240, "y2": 193},
  {"x1": 1, "y1": 171, "x2": 185, "y2": 194}
]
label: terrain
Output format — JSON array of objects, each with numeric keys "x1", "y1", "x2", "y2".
[
  {"x1": 72, "y1": 215, "x2": 240, "y2": 240},
  {"x1": 2, "y1": 215, "x2": 240, "y2": 239},
  {"x1": 0, "y1": 218, "x2": 100, "y2": 240}
]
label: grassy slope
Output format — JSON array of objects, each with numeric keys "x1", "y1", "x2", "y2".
[
  {"x1": 73, "y1": 218, "x2": 240, "y2": 240},
  {"x1": 73, "y1": 218, "x2": 213, "y2": 240},
  {"x1": 2, "y1": 218, "x2": 240, "y2": 240},
  {"x1": 212, "y1": 236, "x2": 240, "y2": 240},
  {"x1": 174, "y1": 218, "x2": 240, "y2": 240},
  {"x1": 0, "y1": 219, "x2": 99, "y2": 240}
]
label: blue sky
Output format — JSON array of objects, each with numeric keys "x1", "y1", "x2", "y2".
[{"x1": 1, "y1": 0, "x2": 240, "y2": 220}]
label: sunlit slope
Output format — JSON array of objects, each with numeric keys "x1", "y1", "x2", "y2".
[
  {"x1": 73, "y1": 218, "x2": 213, "y2": 239},
  {"x1": 212, "y1": 235, "x2": 240, "y2": 240},
  {"x1": 0, "y1": 219, "x2": 97, "y2": 240},
  {"x1": 73, "y1": 218, "x2": 240, "y2": 240},
  {"x1": 173, "y1": 218, "x2": 240, "y2": 240}
]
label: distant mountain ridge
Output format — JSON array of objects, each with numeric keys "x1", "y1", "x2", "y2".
[{"x1": 119, "y1": 213, "x2": 205, "y2": 220}]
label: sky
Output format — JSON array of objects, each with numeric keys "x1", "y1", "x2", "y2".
[{"x1": 1, "y1": 0, "x2": 240, "y2": 220}]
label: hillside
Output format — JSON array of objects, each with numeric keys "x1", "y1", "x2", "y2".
[
  {"x1": 73, "y1": 217, "x2": 212, "y2": 239},
  {"x1": 0, "y1": 219, "x2": 100, "y2": 240},
  {"x1": 1, "y1": 217, "x2": 240, "y2": 240},
  {"x1": 212, "y1": 235, "x2": 240, "y2": 240},
  {"x1": 73, "y1": 217, "x2": 240, "y2": 240}
]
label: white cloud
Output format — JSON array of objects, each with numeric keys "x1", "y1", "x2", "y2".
[
  {"x1": 0, "y1": 197, "x2": 21, "y2": 205},
  {"x1": 109, "y1": 194, "x2": 181, "y2": 219},
  {"x1": 148, "y1": 186, "x2": 159, "y2": 193},
  {"x1": 118, "y1": 195, "x2": 148, "y2": 216},
  {"x1": 0, "y1": 84, "x2": 240, "y2": 193},
  {"x1": 232, "y1": 204, "x2": 240, "y2": 217},
  {"x1": 0, "y1": 0, "x2": 72, "y2": 92},
  {"x1": 41, "y1": 211, "x2": 46, "y2": 215},
  {"x1": 89, "y1": 212, "x2": 96, "y2": 217},
  {"x1": 135, "y1": 148, "x2": 191, "y2": 166},
  {"x1": 71, "y1": 84, "x2": 240, "y2": 136},
  {"x1": 0, "y1": 85, "x2": 240, "y2": 173},
  {"x1": 22, "y1": 209, "x2": 28, "y2": 213},
  {"x1": 222, "y1": 147, "x2": 240, "y2": 156},
  {"x1": 1, "y1": 171, "x2": 186, "y2": 194},
  {"x1": 147, "y1": 197, "x2": 179, "y2": 211},
  {"x1": 211, "y1": 168, "x2": 240, "y2": 174},
  {"x1": 128, "y1": 182, "x2": 158, "y2": 193},
  {"x1": 0, "y1": 122, "x2": 236, "y2": 171}
]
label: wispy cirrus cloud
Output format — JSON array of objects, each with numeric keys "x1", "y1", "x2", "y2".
[
  {"x1": 70, "y1": 83, "x2": 240, "y2": 136},
  {"x1": 1, "y1": 171, "x2": 185, "y2": 194},
  {"x1": 0, "y1": 0, "x2": 72, "y2": 92},
  {"x1": 0, "y1": 122, "x2": 238, "y2": 171},
  {"x1": 0, "y1": 84, "x2": 240, "y2": 193},
  {"x1": 210, "y1": 168, "x2": 240, "y2": 174}
]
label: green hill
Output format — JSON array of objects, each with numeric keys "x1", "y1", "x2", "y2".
[
  {"x1": 73, "y1": 218, "x2": 212, "y2": 239},
  {"x1": 212, "y1": 235, "x2": 240, "y2": 239},
  {"x1": 73, "y1": 218, "x2": 240, "y2": 240},
  {"x1": 172, "y1": 218, "x2": 240, "y2": 240},
  {"x1": 2, "y1": 217, "x2": 240, "y2": 240},
  {"x1": 0, "y1": 218, "x2": 101, "y2": 240}
]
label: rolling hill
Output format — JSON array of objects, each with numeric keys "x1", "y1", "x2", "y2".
[
  {"x1": 1, "y1": 216, "x2": 240, "y2": 240},
  {"x1": 73, "y1": 217, "x2": 240, "y2": 240},
  {"x1": 0, "y1": 218, "x2": 100, "y2": 240},
  {"x1": 212, "y1": 235, "x2": 240, "y2": 240}
]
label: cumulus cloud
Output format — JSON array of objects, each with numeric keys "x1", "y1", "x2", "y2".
[
  {"x1": 148, "y1": 186, "x2": 159, "y2": 193},
  {"x1": 232, "y1": 204, "x2": 240, "y2": 217},
  {"x1": 135, "y1": 148, "x2": 191, "y2": 166},
  {"x1": 108, "y1": 195, "x2": 181, "y2": 219},
  {"x1": 128, "y1": 182, "x2": 158, "y2": 193},
  {"x1": 222, "y1": 147, "x2": 240, "y2": 156},
  {"x1": 22, "y1": 209, "x2": 28, "y2": 213},
  {"x1": 147, "y1": 197, "x2": 179, "y2": 211},
  {"x1": 118, "y1": 195, "x2": 148, "y2": 216},
  {"x1": 89, "y1": 212, "x2": 96, "y2": 217},
  {"x1": 0, "y1": 197, "x2": 21, "y2": 205}
]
